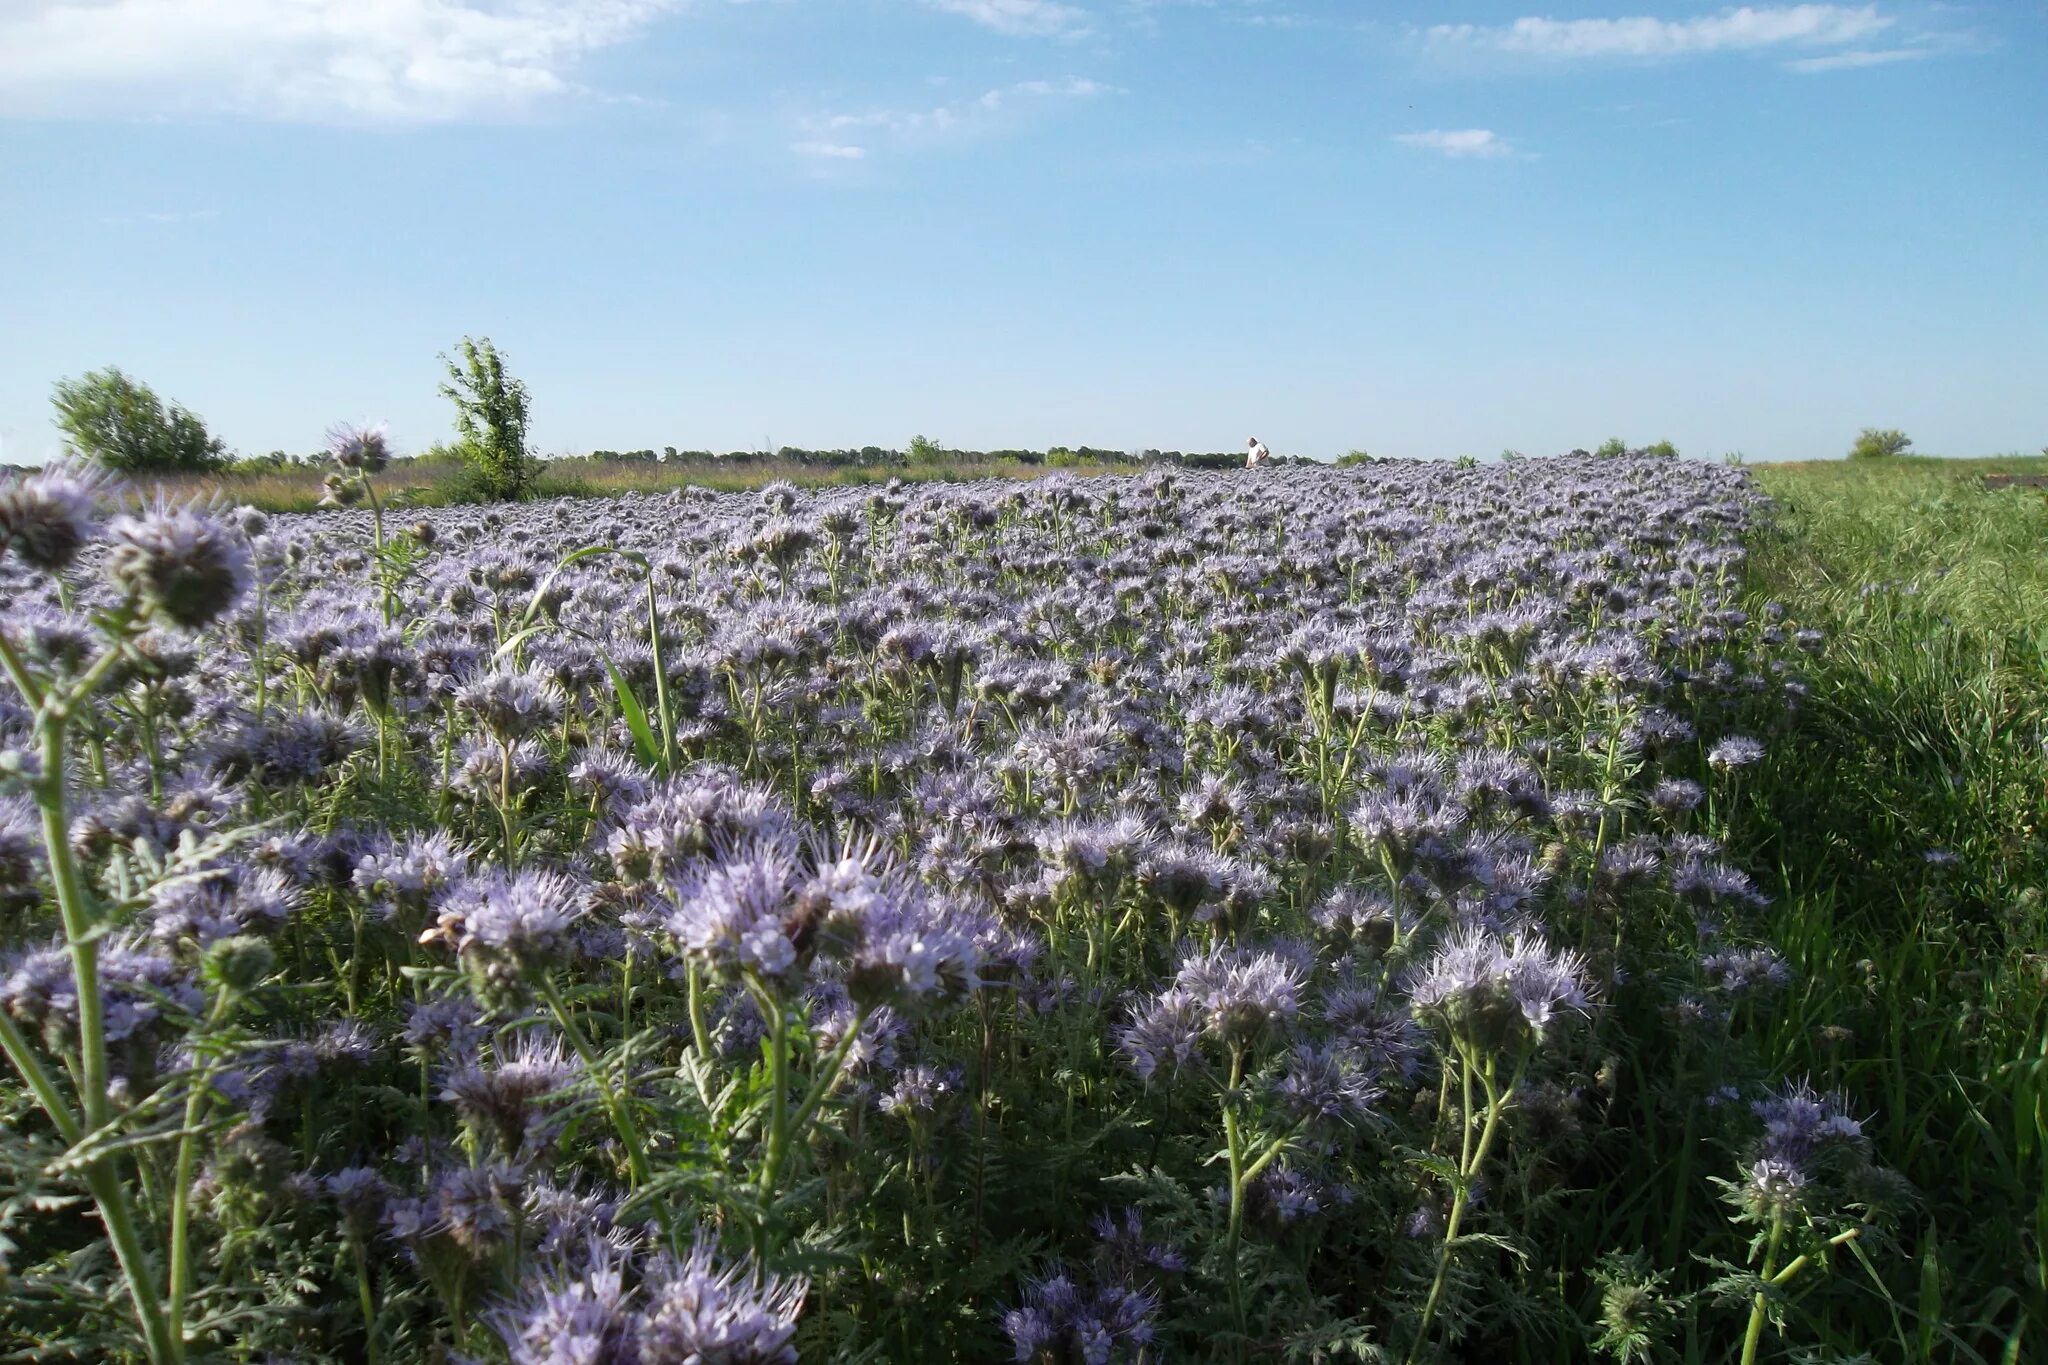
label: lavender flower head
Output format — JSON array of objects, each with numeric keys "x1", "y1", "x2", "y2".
[
  {"x1": 105, "y1": 502, "x2": 252, "y2": 630},
  {"x1": 667, "y1": 835, "x2": 980, "y2": 1007},
  {"x1": 327, "y1": 421, "x2": 393, "y2": 474},
  {"x1": 2, "y1": 933, "x2": 199, "y2": 1073},
  {"x1": 1118, "y1": 943, "x2": 1305, "y2": 1080},
  {"x1": 1272, "y1": 1043, "x2": 1383, "y2": 1126},
  {"x1": 457, "y1": 667, "x2": 566, "y2": 743},
  {"x1": 421, "y1": 867, "x2": 587, "y2": 1002},
  {"x1": 354, "y1": 829, "x2": 470, "y2": 921},
  {"x1": 487, "y1": 1236, "x2": 635, "y2": 1365},
  {"x1": 665, "y1": 838, "x2": 805, "y2": 981},
  {"x1": 637, "y1": 1233, "x2": 808, "y2": 1364},
  {"x1": 441, "y1": 1030, "x2": 578, "y2": 1154},
  {"x1": 1707, "y1": 735, "x2": 1766, "y2": 771},
  {"x1": 1404, "y1": 926, "x2": 1592, "y2": 1054},
  {"x1": 0, "y1": 461, "x2": 103, "y2": 573},
  {"x1": 1001, "y1": 1267, "x2": 1157, "y2": 1365},
  {"x1": 1751, "y1": 1079, "x2": 1867, "y2": 1171}
]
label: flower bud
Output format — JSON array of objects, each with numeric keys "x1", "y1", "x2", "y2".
[{"x1": 203, "y1": 934, "x2": 276, "y2": 996}]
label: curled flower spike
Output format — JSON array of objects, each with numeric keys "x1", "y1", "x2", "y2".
[
  {"x1": 327, "y1": 421, "x2": 393, "y2": 474},
  {"x1": 105, "y1": 501, "x2": 252, "y2": 630},
  {"x1": 0, "y1": 462, "x2": 104, "y2": 573}
]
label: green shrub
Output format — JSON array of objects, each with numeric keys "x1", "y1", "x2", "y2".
[
  {"x1": 1849, "y1": 427, "x2": 1912, "y2": 460},
  {"x1": 1594, "y1": 437, "x2": 1628, "y2": 459},
  {"x1": 50, "y1": 367, "x2": 226, "y2": 473},
  {"x1": 439, "y1": 337, "x2": 536, "y2": 500}
]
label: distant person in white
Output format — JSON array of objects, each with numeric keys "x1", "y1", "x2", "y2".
[{"x1": 1245, "y1": 437, "x2": 1271, "y2": 469}]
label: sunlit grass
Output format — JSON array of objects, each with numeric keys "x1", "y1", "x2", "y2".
[{"x1": 1731, "y1": 454, "x2": 2048, "y2": 1359}]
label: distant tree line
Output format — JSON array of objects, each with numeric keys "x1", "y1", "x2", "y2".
[{"x1": 75, "y1": 347, "x2": 1950, "y2": 500}]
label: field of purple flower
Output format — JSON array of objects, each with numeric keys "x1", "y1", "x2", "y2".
[{"x1": 0, "y1": 454, "x2": 1954, "y2": 1362}]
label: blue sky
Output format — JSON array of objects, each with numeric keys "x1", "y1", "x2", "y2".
[{"x1": 0, "y1": 1, "x2": 2041, "y2": 464}]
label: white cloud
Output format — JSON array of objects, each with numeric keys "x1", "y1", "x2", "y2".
[
  {"x1": 0, "y1": 0, "x2": 681, "y2": 122},
  {"x1": 921, "y1": 0, "x2": 1089, "y2": 37},
  {"x1": 801, "y1": 76, "x2": 1111, "y2": 149},
  {"x1": 792, "y1": 140, "x2": 867, "y2": 159},
  {"x1": 1125, "y1": 0, "x2": 1313, "y2": 27},
  {"x1": 1426, "y1": 5, "x2": 1893, "y2": 63},
  {"x1": 1393, "y1": 128, "x2": 1514, "y2": 158},
  {"x1": 1785, "y1": 45, "x2": 1929, "y2": 71}
]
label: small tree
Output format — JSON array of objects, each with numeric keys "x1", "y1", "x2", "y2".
[
  {"x1": 439, "y1": 337, "x2": 535, "y2": 500},
  {"x1": 50, "y1": 367, "x2": 226, "y2": 473},
  {"x1": 1641, "y1": 439, "x2": 1679, "y2": 459},
  {"x1": 1594, "y1": 437, "x2": 1628, "y2": 459},
  {"x1": 906, "y1": 434, "x2": 945, "y2": 466},
  {"x1": 1849, "y1": 428, "x2": 1912, "y2": 460}
]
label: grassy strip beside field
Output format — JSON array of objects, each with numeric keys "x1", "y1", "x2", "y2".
[
  {"x1": 1736, "y1": 456, "x2": 2048, "y2": 1359},
  {"x1": 145, "y1": 454, "x2": 1144, "y2": 513}
]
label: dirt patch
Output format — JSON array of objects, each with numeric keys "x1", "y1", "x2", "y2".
[{"x1": 1981, "y1": 474, "x2": 2048, "y2": 490}]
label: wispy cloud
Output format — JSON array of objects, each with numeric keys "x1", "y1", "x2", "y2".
[
  {"x1": 1393, "y1": 128, "x2": 1515, "y2": 158},
  {"x1": 1124, "y1": 0, "x2": 1315, "y2": 29},
  {"x1": 921, "y1": 0, "x2": 1090, "y2": 37},
  {"x1": 799, "y1": 76, "x2": 1113, "y2": 154},
  {"x1": 1426, "y1": 5, "x2": 1893, "y2": 63},
  {"x1": 1784, "y1": 45, "x2": 1930, "y2": 71},
  {"x1": 792, "y1": 140, "x2": 867, "y2": 160},
  {"x1": 0, "y1": 0, "x2": 681, "y2": 123}
]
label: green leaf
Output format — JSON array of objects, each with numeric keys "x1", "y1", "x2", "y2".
[
  {"x1": 493, "y1": 623, "x2": 553, "y2": 661},
  {"x1": 515, "y1": 543, "x2": 632, "y2": 633},
  {"x1": 603, "y1": 654, "x2": 664, "y2": 772}
]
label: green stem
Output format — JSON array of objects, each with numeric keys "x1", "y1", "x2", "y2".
[
  {"x1": 167, "y1": 994, "x2": 233, "y2": 1352},
  {"x1": 1740, "y1": 1210, "x2": 1788, "y2": 1365},
  {"x1": 0, "y1": 1008, "x2": 82, "y2": 1145},
  {"x1": 40, "y1": 722, "x2": 110, "y2": 1129},
  {"x1": 0, "y1": 629, "x2": 46, "y2": 708},
  {"x1": 497, "y1": 740, "x2": 518, "y2": 867},
  {"x1": 1242, "y1": 1118, "x2": 1307, "y2": 1187},
  {"x1": 535, "y1": 976, "x2": 658, "y2": 1203},
  {"x1": 685, "y1": 961, "x2": 712, "y2": 1065},
  {"x1": 785, "y1": 1004, "x2": 873, "y2": 1143},
  {"x1": 364, "y1": 476, "x2": 396, "y2": 626},
  {"x1": 85, "y1": 1161, "x2": 181, "y2": 1364},
  {"x1": 352, "y1": 1236, "x2": 381, "y2": 1365},
  {"x1": 1769, "y1": 1225, "x2": 1864, "y2": 1288},
  {"x1": 31, "y1": 690, "x2": 182, "y2": 1364},
  {"x1": 1221, "y1": 1047, "x2": 1248, "y2": 1356},
  {"x1": 1407, "y1": 1051, "x2": 1515, "y2": 1365},
  {"x1": 756, "y1": 983, "x2": 791, "y2": 1200}
]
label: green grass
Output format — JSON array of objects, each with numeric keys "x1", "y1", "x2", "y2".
[
  {"x1": 144, "y1": 455, "x2": 1142, "y2": 514},
  {"x1": 1734, "y1": 455, "x2": 2048, "y2": 1360}
]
